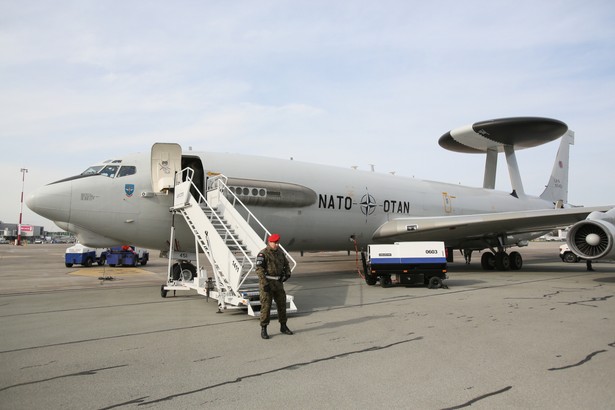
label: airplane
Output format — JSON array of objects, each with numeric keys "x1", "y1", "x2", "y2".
[{"x1": 26, "y1": 117, "x2": 615, "y2": 276}]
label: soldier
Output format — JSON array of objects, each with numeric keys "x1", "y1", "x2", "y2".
[{"x1": 256, "y1": 233, "x2": 293, "y2": 339}]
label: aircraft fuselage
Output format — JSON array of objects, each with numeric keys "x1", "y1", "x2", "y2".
[{"x1": 28, "y1": 150, "x2": 553, "y2": 253}]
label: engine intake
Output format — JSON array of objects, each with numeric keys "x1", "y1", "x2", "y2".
[{"x1": 567, "y1": 209, "x2": 615, "y2": 260}]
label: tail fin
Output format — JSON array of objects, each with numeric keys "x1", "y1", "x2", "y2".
[{"x1": 540, "y1": 130, "x2": 574, "y2": 205}]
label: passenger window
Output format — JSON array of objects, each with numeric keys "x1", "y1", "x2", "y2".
[
  {"x1": 117, "y1": 166, "x2": 136, "y2": 178},
  {"x1": 99, "y1": 165, "x2": 119, "y2": 178}
]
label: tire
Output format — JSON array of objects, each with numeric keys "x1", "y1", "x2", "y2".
[
  {"x1": 172, "y1": 262, "x2": 196, "y2": 281},
  {"x1": 160, "y1": 285, "x2": 167, "y2": 298},
  {"x1": 65, "y1": 262, "x2": 73, "y2": 268},
  {"x1": 140, "y1": 259, "x2": 147, "y2": 266},
  {"x1": 495, "y1": 252, "x2": 510, "y2": 271},
  {"x1": 563, "y1": 252, "x2": 578, "y2": 263},
  {"x1": 98, "y1": 256, "x2": 106, "y2": 266},
  {"x1": 481, "y1": 252, "x2": 495, "y2": 270},
  {"x1": 171, "y1": 263, "x2": 181, "y2": 280},
  {"x1": 380, "y1": 275, "x2": 392, "y2": 288},
  {"x1": 428, "y1": 276, "x2": 443, "y2": 289},
  {"x1": 365, "y1": 274, "x2": 377, "y2": 286},
  {"x1": 509, "y1": 251, "x2": 523, "y2": 270},
  {"x1": 84, "y1": 257, "x2": 93, "y2": 268}
]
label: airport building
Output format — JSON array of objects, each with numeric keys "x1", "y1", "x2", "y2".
[{"x1": 0, "y1": 222, "x2": 73, "y2": 244}]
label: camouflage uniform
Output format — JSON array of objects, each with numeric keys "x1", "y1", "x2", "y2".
[{"x1": 256, "y1": 245, "x2": 291, "y2": 327}]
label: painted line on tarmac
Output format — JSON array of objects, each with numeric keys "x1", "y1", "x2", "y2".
[{"x1": 69, "y1": 267, "x2": 155, "y2": 277}]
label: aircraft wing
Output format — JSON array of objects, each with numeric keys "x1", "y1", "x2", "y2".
[{"x1": 372, "y1": 206, "x2": 613, "y2": 246}]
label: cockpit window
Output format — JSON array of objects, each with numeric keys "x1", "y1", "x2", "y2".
[
  {"x1": 81, "y1": 166, "x2": 104, "y2": 175},
  {"x1": 99, "y1": 165, "x2": 119, "y2": 178},
  {"x1": 117, "y1": 166, "x2": 136, "y2": 178}
]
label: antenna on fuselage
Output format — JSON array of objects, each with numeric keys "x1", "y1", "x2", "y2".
[{"x1": 438, "y1": 117, "x2": 569, "y2": 199}]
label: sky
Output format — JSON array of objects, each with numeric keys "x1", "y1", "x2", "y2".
[{"x1": 1, "y1": 0, "x2": 615, "y2": 231}]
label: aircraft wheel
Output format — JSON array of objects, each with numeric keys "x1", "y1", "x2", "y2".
[
  {"x1": 160, "y1": 285, "x2": 168, "y2": 298},
  {"x1": 365, "y1": 274, "x2": 377, "y2": 286},
  {"x1": 380, "y1": 275, "x2": 392, "y2": 288},
  {"x1": 428, "y1": 276, "x2": 443, "y2": 289},
  {"x1": 481, "y1": 252, "x2": 495, "y2": 270},
  {"x1": 509, "y1": 251, "x2": 523, "y2": 270},
  {"x1": 171, "y1": 263, "x2": 181, "y2": 280},
  {"x1": 495, "y1": 252, "x2": 510, "y2": 271},
  {"x1": 173, "y1": 262, "x2": 196, "y2": 281}
]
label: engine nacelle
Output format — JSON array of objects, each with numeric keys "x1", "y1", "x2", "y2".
[{"x1": 567, "y1": 208, "x2": 615, "y2": 260}]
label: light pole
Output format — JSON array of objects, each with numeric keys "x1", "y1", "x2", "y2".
[{"x1": 17, "y1": 168, "x2": 28, "y2": 246}]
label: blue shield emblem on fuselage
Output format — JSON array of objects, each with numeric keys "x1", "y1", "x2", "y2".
[{"x1": 125, "y1": 184, "x2": 135, "y2": 197}]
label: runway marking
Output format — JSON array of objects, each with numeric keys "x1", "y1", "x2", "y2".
[
  {"x1": 69, "y1": 268, "x2": 155, "y2": 278},
  {"x1": 0, "y1": 364, "x2": 127, "y2": 393},
  {"x1": 548, "y1": 350, "x2": 608, "y2": 371},
  {"x1": 0, "y1": 297, "x2": 195, "y2": 319},
  {"x1": 441, "y1": 386, "x2": 512, "y2": 409},
  {"x1": 131, "y1": 337, "x2": 423, "y2": 406},
  {"x1": 0, "y1": 317, "x2": 251, "y2": 354}
]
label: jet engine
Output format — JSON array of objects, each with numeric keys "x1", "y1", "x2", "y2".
[{"x1": 567, "y1": 208, "x2": 615, "y2": 260}]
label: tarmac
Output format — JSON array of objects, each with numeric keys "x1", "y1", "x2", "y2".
[{"x1": 0, "y1": 242, "x2": 614, "y2": 409}]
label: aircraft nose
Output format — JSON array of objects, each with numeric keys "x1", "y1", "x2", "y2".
[{"x1": 26, "y1": 181, "x2": 72, "y2": 223}]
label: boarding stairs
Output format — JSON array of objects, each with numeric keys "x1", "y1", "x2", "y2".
[{"x1": 162, "y1": 169, "x2": 297, "y2": 316}]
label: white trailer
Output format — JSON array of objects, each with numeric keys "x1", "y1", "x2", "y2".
[{"x1": 362, "y1": 241, "x2": 448, "y2": 288}]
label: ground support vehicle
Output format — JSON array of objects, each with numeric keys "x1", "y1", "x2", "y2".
[
  {"x1": 65, "y1": 244, "x2": 108, "y2": 267},
  {"x1": 560, "y1": 244, "x2": 582, "y2": 263},
  {"x1": 106, "y1": 246, "x2": 149, "y2": 267},
  {"x1": 362, "y1": 241, "x2": 448, "y2": 288}
]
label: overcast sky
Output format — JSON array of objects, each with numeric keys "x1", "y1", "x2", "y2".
[{"x1": 2, "y1": 0, "x2": 614, "y2": 231}]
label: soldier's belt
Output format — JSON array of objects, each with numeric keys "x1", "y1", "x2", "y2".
[{"x1": 265, "y1": 275, "x2": 281, "y2": 280}]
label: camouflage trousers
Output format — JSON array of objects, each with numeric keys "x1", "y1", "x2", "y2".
[{"x1": 259, "y1": 279, "x2": 287, "y2": 327}]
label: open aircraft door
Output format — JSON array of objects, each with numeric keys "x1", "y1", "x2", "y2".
[{"x1": 151, "y1": 143, "x2": 182, "y2": 192}]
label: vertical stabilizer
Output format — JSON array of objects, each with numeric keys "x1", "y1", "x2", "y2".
[{"x1": 540, "y1": 130, "x2": 574, "y2": 205}]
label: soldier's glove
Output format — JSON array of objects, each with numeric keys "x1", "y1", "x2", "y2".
[{"x1": 263, "y1": 283, "x2": 271, "y2": 293}]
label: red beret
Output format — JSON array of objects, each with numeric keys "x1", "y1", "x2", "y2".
[{"x1": 268, "y1": 233, "x2": 280, "y2": 243}]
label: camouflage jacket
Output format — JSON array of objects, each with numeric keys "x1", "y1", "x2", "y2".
[{"x1": 255, "y1": 246, "x2": 291, "y2": 281}]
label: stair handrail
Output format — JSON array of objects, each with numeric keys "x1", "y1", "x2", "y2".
[
  {"x1": 175, "y1": 168, "x2": 255, "y2": 291},
  {"x1": 207, "y1": 174, "x2": 297, "y2": 271}
]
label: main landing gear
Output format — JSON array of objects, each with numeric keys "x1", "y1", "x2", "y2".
[{"x1": 480, "y1": 250, "x2": 523, "y2": 271}]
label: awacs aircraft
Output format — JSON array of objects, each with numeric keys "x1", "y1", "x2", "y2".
[{"x1": 27, "y1": 117, "x2": 615, "y2": 273}]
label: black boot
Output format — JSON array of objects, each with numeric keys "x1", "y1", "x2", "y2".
[
  {"x1": 280, "y1": 324, "x2": 293, "y2": 335},
  {"x1": 261, "y1": 326, "x2": 269, "y2": 339}
]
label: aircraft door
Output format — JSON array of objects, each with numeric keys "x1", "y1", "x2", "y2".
[{"x1": 151, "y1": 143, "x2": 182, "y2": 192}]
